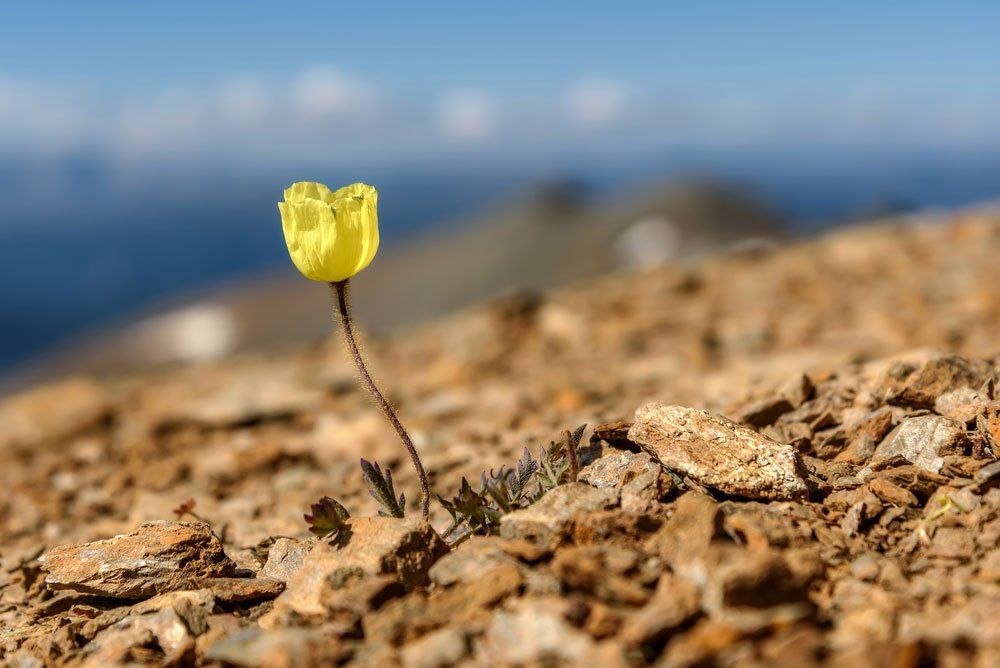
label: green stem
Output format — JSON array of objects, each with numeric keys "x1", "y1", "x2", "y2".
[{"x1": 331, "y1": 280, "x2": 430, "y2": 519}]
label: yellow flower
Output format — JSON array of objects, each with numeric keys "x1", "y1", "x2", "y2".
[{"x1": 278, "y1": 181, "x2": 380, "y2": 282}]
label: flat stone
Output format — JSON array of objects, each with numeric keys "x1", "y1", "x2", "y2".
[
  {"x1": 39, "y1": 521, "x2": 236, "y2": 599},
  {"x1": 579, "y1": 450, "x2": 652, "y2": 488},
  {"x1": 628, "y1": 403, "x2": 808, "y2": 500},
  {"x1": 868, "y1": 478, "x2": 918, "y2": 507},
  {"x1": 882, "y1": 353, "x2": 994, "y2": 409},
  {"x1": 645, "y1": 492, "x2": 723, "y2": 572},
  {"x1": 428, "y1": 537, "x2": 520, "y2": 587},
  {"x1": 934, "y1": 387, "x2": 987, "y2": 423},
  {"x1": 200, "y1": 577, "x2": 284, "y2": 603},
  {"x1": 499, "y1": 483, "x2": 618, "y2": 548},
  {"x1": 479, "y1": 599, "x2": 594, "y2": 665},
  {"x1": 271, "y1": 517, "x2": 448, "y2": 616},
  {"x1": 260, "y1": 537, "x2": 311, "y2": 583},
  {"x1": 204, "y1": 628, "x2": 347, "y2": 667},
  {"x1": 871, "y1": 415, "x2": 967, "y2": 473},
  {"x1": 579, "y1": 450, "x2": 670, "y2": 513},
  {"x1": 400, "y1": 627, "x2": 471, "y2": 668},
  {"x1": 621, "y1": 573, "x2": 700, "y2": 646}
]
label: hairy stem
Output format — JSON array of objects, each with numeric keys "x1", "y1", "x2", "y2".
[{"x1": 331, "y1": 280, "x2": 430, "y2": 518}]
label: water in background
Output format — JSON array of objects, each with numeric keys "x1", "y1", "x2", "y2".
[{"x1": 3, "y1": 149, "x2": 1000, "y2": 372}]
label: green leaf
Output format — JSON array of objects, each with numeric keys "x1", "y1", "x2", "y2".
[
  {"x1": 360, "y1": 459, "x2": 406, "y2": 518},
  {"x1": 304, "y1": 496, "x2": 350, "y2": 537}
]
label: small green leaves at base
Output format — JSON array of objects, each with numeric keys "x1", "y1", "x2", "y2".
[
  {"x1": 305, "y1": 496, "x2": 350, "y2": 537},
  {"x1": 437, "y1": 425, "x2": 587, "y2": 545},
  {"x1": 361, "y1": 459, "x2": 406, "y2": 518}
]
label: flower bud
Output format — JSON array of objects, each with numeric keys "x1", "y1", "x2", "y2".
[{"x1": 278, "y1": 181, "x2": 379, "y2": 282}]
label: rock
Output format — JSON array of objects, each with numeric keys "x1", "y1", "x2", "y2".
[
  {"x1": 579, "y1": 450, "x2": 650, "y2": 488},
  {"x1": 39, "y1": 522, "x2": 236, "y2": 599},
  {"x1": 364, "y1": 565, "x2": 523, "y2": 646},
  {"x1": 705, "y1": 549, "x2": 811, "y2": 612},
  {"x1": 934, "y1": 387, "x2": 988, "y2": 423},
  {"x1": 479, "y1": 599, "x2": 594, "y2": 665},
  {"x1": 645, "y1": 492, "x2": 723, "y2": 570},
  {"x1": 271, "y1": 517, "x2": 447, "y2": 616},
  {"x1": 261, "y1": 537, "x2": 311, "y2": 583},
  {"x1": 204, "y1": 628, "x2": 347, "y2": 667},
  {"x1": 621, "y1": 573, "x2": 700, "y2": 646},
  {"x1": 834, "y1": 407, "x2": 896, "y2": 464},
  {"x1": 628, "y1": 403, "x2": 808, "y2": 500},
  {"x1": 868, "y1": 478, "x2": 918, "y2": 507},
  {"x1": 148, "y1": 366, "x2": 325, "y2": 429},
  {"x1": 591, "y1": 420, "x2": 636, "y2": 450},
  {"x1": 499, "y1": 483, "x2": 618, "y2": 547},
  {"x1": 321, "y1": 573, "x2": 407, "y2": 621},
  {"x1": 578, "y1": 450, "x2": 671, "y2": 513},
  {"x1": 871, "y1": 415, "x2": 967, "y2": 473},
  {"x1": 978, "y1": 549, "x2": 1000, "y2": 582},
  {"x1": 0, "y1": 378, "x2": 110, "y2": 450},
  {"x1": 400, "y1": 627, "x2": 471, "y2": 668},
  {"x1": 551, "y1": 546, "x2": 650, "y2": 606},
  {"x1": 79, "y1": 590, "x2": 217, "y2": 665},
  {"x1": 428, "y1": 537, "x2": 520, "y2": 587},
  {"x1": 974, "y1": 459, "x2": 1000, "y2": 486},
  {"x1": 882, "y1": 353, "x2": 994, "y2": 409},
  {"x1": 928, "y1": 527, "x2": 974, "y2": 560},
  {"x1": 201, "y1": 577, "x2": 284, "y2": 603}
]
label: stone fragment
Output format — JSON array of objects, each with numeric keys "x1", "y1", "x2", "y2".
[
  {"x1": 578, "y1": 450, "x2": 671, "y2": 513},
  {"x1": 0, "y1": 378, "x2": 110, "y2": 450},
  {"x1": 78, "y1": 590, "x2": 217, "y2": 665},
  {"x1": 645, "y1": 492, "x2": 723, "y2": 571},
  {"x1": 204, "y1": 628, "x2": 348, "y2": 667},
  {"x1": 834, "y1": 407, "x2": 896, "y2": 464},
  {"x1": 479, "y1": 599, "x2": 594, "y2": 665},
  {"x1": 868, "y1": 465, "x2": 949, "y2": 501},
  {"x1": 628, "y1": 403, "x2": 807, "y2": 500},
  {"x1": 621, "y1": 573, "x2": 700, "y2": 646},
  {"x1": 871, "y1": 415, "x2": 967, "y2": 473},
  {"x1": 321, "y1": 573, "x2": 406, "y2": 621},
  {"x1": 39, "y1": 522, "x2": 236, "y2": 599},
  {"x1": 400, "y1": 627, "x2": 471, "y2": 668},
  {"x1": 499, "y1": 483, "x2": 618, "y2": 547},
  {"x1": 977, "y1": 549, "x2": 1000, "y2": 582},
  {"x1": 428, "y1": 537, "x2": 520, "y2": 587},
  {"x1": 974, "y1": 460, "x2": 1000, "y2": 486},
  {"x1": 591, "y1": 420, "x2": 635, "y2": 450},
  {"x1": 737, "y1": 374, "x2": 813, "y2": 428},
  {"x1": 934, "y1": 387, "x2": 988, "y2": 423},
  {"x1": 364, "y1": 565, "x2": 523, "y2": 646},
  {"x1": 260, "y1": 537, "x2": 311, "y2": 583},
  {"x1": 868, "y1": 478, "x2": 918, "y2": 507},
  {"x1": 928, "y1": 527, "x2": 974, "y2": 560},
  {"x1": 578, "y1": 450, "x2": 650, "y2": 488},
  {"x1": 271, "y1": 517, "x2": 447, "y2": 616},
  {"x1": 551, "y1": 546, "x2": 649, "y2": 606},
  {"x1": 201, "y1": 577, "x2": 284, "y2": 603},
  {"x1": 881, "y1": 353, "x2": 994, "y2": 409},
  {"x1": 705, "y1": 548, "x2": 812, "y2": 612}
]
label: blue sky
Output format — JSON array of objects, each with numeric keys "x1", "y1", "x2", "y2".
[{"x1": 2, "y1": 2, "x2": 999, "y2": 189}]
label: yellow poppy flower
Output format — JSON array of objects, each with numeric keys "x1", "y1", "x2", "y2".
[{"x1": 278, "y1": 181, "x2": 380, "y2": 282}]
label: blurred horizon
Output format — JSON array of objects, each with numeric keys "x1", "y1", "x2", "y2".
[{"x1": 3, "y1": 1, "x2": 1000, "y2": 373}]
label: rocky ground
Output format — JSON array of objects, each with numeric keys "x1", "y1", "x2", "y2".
[{"x1": 1, "y1": 209, "x2": 999, "y2": 667}]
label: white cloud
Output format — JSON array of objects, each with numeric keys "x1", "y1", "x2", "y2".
[
  {"x1": 290, "y1": 66, "x2": 376, "y2": 120},
  {"x1": 567, "y1": 77, "x2": 630, "y2": 128},
  {"x1": 214, "y1": 76, "x2": 272, "y2": 126},
  {"x1": 437, "y1": 90, "x2": 496, "y2": 142}
]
